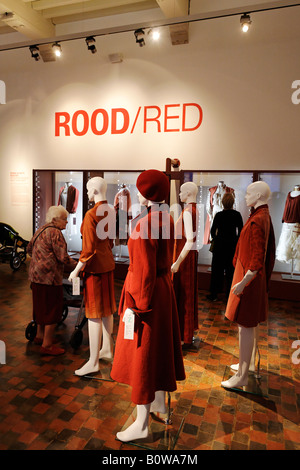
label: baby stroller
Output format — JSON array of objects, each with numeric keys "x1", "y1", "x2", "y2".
[{"x1": 0, "y1": 223, "x2": 29, "y2": 270}]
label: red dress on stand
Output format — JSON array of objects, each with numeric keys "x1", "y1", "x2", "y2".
[
  {"x1": 111, "y1": 205, "x2": 185, "y2": 405},
  {"x1": 225, "y1": 205, "x2": 275, "y2": 328},
  {"x1": 172, "y1": 203, "x2": 199, "y2": 344}
]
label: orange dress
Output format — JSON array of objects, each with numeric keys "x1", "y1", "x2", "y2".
[
  {"x1": 172, "y1": 203, "x2": 199, "y2": 344},
  {"x1": 79, "y1": 201, "x2": 116, "y2": 319},
  {"x1": 111, "y1": 205, "x2": 185, "y2": 404},
  {"x1": 225, "y1": 205, "x2": 275, "y2": 328}
]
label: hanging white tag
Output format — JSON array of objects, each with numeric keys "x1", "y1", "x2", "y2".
[
  {"x1": 72, "y1": 277, "x2": 80, "y2": 295},
  {"x1": 123, "y1": 310, "x2": 135, "y2": 340}
]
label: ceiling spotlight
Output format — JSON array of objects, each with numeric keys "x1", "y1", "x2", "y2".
[
  {"x1": 240, "y1": 13, "x2": 251, "y2": 33},
  {"x1": 52, "y1": 42, "x2": 62, "y2": 57},
  {"x1": 148, "y1": 28, "x2": 160, "y2": 41},
  {"x1": 86, "y1": 36, "x2": 97, "y2": 54},
  {"x1": 29, "y1": 45, "x2": 40, "y2": 61},
  {"x1": 134, "y1": 29, "x2": 145, "y2": 47}
]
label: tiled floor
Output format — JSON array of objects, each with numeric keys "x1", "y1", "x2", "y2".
[{"x1": 0, "y1": 261, "x2": 299, "y2": 451}]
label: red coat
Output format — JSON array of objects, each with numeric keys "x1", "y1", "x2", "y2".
[
  {"x1": 225, "y1": 205, "x2": 275, "y2": 327},
  {"x1": 172, "y1": 203, "x2": 199, "y2": 343},
  {"x1": 110, "y1": 205, "x2": 185, "y2": 404}
]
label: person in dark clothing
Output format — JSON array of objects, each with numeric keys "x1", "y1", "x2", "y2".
[{"x1": 207, "y1": 192, "x2": 243, "y2": 301}]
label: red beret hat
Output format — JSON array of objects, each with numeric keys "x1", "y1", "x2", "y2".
[{"x1": 137, "y1": 169, "x2": 170, "y2": 202}]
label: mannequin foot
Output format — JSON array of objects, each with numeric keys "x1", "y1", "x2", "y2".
[
  {"x1": 116, "y1": 421, "x2": 149, "y2": 442},
  {"x1": 221, "y1": 373, "x2": 248, "y2": 389},
  {"x1": 75, "y1": 360, "x2": 99, "y2": 377},
  {"x1": 230, "y1": 363, "x2": 255, "y2": 372}
]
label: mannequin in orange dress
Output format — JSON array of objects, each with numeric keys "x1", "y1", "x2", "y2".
[
  {"x1": 171, "y1": 182, "x2": 199, "y2": 346},
  {"x1": 221, "y1": 181, "x2": 275, "y2": 389},
  {"x1": 69, "y1": 177, "x2": 116, "y2": 376}
]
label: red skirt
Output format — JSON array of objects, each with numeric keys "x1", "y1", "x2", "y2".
[
  {"x1": 83, "y1": 271, "x2": 116, "y2": 318},
  {"x1": 31, "y1": 282, "x2": 63, "y2": 326}
]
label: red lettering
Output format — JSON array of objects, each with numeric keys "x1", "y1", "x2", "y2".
[
  {"x1": 72, "y1": 110, "x2": 89, "y2": 136},
  {"x1": 144, "y1": 106, "x2": 161, "y2": 133},
  {"x1": 55, "y1": 112, "x2": 70, "y2": 136},
  {"x1": 91, "y1": 109, "x2": 109, "y2": 135},
  {"x1": 164, "y1": 104, "x2": 180, "y2": 132},
  {"x1": 111, "y1": 108, "x2": 129, "y2": 134},
  {"x1": 55, "y1": 103, "x2": 203, "y2": 137},
  {"x1": 182, "y1": 103, "x2": 203, "y2": 131}
]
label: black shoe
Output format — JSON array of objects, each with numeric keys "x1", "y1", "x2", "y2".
[{"x1": 206, "y1": 294, "x2": 218, "y2": 302}]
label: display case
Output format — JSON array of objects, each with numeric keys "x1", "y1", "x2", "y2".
[
  {"x1": 165, "y1": 161, "x2": 300, "y2": 300},
  {"x1": 33, "y1": 170, "x2": 84, "y2": 254},
  {"x1": 257, "y1": 171, "x2": 300, "y2": 278},
  {"x1": 33, "y1": 166, "x2": 300, "y2": 299},
  {"x1": 33, "y1": 169, "x2": 142, "y2": 261}
]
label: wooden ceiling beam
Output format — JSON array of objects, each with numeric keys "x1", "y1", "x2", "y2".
[
  {"x1": 0, "y1": 0, "x2": 55, "y2": 38},
  {"x1": 156, "y1": 0, "x2": 190, "y2": 45}
]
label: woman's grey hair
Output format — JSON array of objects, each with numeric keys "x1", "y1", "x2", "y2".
[{"x1": 46, "y1": 205, "x2": 68, "y2": 223}]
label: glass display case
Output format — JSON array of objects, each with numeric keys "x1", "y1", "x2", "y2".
[
  {"x1": 167, "y1": 165, "x2": 300, "y2": 284},
  {"x1": 258, "y1": 172, "x2": 300, "y2": 277},
  {"x1": 33, "y1": 169, "x2": 143, "y2": 259},
  {"x1": 176, "y1": 171, "x2": 254, "y2": 267},
  {"x1": 33, "y1": 170, "x2": 84, "y2": 254},
  {"x1": 33, "y1": 168, "x2": 300, "y2": 282}
]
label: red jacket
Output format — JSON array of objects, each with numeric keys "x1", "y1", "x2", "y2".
[
  {"x1": 111, "y1": 205, "x2": 185, "y2": 404},
  {"x1": 225, "y1": 205, "x2": 275, "y2": 327}
]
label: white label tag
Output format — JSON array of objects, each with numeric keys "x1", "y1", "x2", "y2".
[
  {"x1": 123, "y1": 310, "x2": 135, "y2": 340},
  {"x1": 72, "y1": 277, "x2": 80, "y2": 295}
]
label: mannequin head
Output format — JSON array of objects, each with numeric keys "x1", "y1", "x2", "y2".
[
  {"x1": 46, "y1": 205, "x2": 68, "y2": 230},
  {"x1": 179, "y1": 182, "x2": 198, "y2": 203},
  {"x1": 87, "y1": 177, "x2": 107, "y2": 203},
  {"x1": 245, "y1": 181, "x2": 271, "y2": 209}
]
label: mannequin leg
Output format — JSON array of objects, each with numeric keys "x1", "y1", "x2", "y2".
[
  {"x1": 230, "y1": 325, "x2": 259, "y2": 372},
  {"x1": 222, "y1": 325, "x2": 254, "y2": 388},
  {"x1": 150, "y1": 391, "x2": 167, "y2": 414},
  {"x1": 75, "y1": 319, "x2": 102, "y2": 376},
  {"x1": 99, "y1": 315, "x2": 114, "y2": 360},
  {"x1": 116, "y1": 404, "x2": 150, "y2": 442}
]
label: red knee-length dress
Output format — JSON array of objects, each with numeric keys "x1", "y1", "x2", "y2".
[
  {"x1": 111, "y1": 205, "x2": 185, "y2": 404},
  {"x1": 172, "y1": 203, "x2": 199, "y2": 344}
]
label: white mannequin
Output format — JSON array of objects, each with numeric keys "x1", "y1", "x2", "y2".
[
  {"x1": 291, "y1": 184, "x2": 300, "y2": 197},
  {"x1": 68, "y1": 177, "x2": 114, "y2": 376},
  {"x1": 116, "y1": 191, "x2": 167, "y2": 443},
  {"x1": 221, "y1": 181, "x2": 271, "y2": 389},
  {"x1": 171, "y1": 182, "x2": 198, "y2": 274}
]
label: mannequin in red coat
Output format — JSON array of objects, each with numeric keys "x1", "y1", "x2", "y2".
[
  {"x1": 111, "y1": 169, "x2": 185, "y2": 442},
  {"x1": 221, "y1": 181, "x2": 275, "y2": 389}
]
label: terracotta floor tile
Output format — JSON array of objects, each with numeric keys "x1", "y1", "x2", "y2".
[{"x1": 0, "y1": 263, "x2": 299, "y2": 451}]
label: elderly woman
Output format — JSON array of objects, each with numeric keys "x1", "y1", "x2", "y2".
[{"x1": 27, "y1": 205, "x2": 77, "y2": 355}]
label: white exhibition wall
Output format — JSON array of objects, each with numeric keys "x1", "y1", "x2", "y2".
[{"x1": 0, "y1": 8, "x2": 299, "y2": 239}]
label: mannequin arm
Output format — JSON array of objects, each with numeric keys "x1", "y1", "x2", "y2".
[
  {"x1": 171, "y1": 210, "x2": 193, "y2": 273},
  {"x1": 231, "y1": 269, "x2": 257, "y2": 295},
  {"x1": 68, "y1": 260, "x2": 86, "y2": 281}
]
